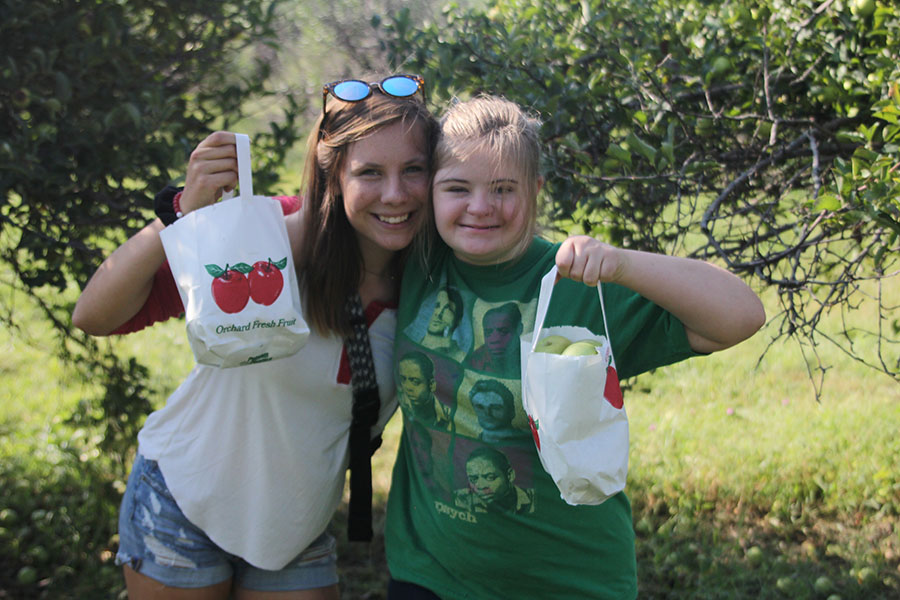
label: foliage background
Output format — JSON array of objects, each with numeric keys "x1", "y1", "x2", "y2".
[
  {"x1": 383, "y1": 0, "x2": 900, "y2": 392},
  {"x1": 1, "y1": 0, "x2": 898, "y2": 597}
]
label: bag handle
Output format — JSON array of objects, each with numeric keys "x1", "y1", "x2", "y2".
[
  {"x1": 529, "y1": 265, "x2": 615, "y2": 364},
  {"x1": 222, "y1": 133, "x2": 253, "y2": 200}
]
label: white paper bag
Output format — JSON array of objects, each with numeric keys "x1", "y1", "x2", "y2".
[
  {"x1": 159, "y1": 133, "x2": 309, "y2": 368},
  {"x1": 520, "y1": 266, "x2": 628, "y2": 505}
]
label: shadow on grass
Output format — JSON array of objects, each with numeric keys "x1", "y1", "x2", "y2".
[
  {"x1": 632, "y1": 495, "x2": 900, "y2": 600},
  {"x1": 333, "y1": 501, "x2": 391, "y2": 600},
  {"x1": 0, "y1": 453, "x2": 122, "y2": 600},
  {"x1": 3, "y1": 457, "x2": 898, "y2": 600}
]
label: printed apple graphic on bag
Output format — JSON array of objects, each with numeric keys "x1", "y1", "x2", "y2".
[
  {"x1": 528, "y1": 415, "x2": 541, "y2": 450},
  {"x1": 206, "y1": 262, "x2": 253, "y2": 314},
  {"x1": 604, "y1": 365, "x2": 623, "y2": 409},
  {"x1": 248, "y1": 257, "x2": 287, "y2": 306},
  {"x1": 206, "y1": 258, "x2": 288, "y2": 313}
]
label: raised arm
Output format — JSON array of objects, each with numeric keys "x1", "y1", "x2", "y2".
[
  {"x1": 72, "y1": 220, "x2": 169, "y2": 335},
  {"x1": 72, "y1": 132, "x2": 240, "y2": 335},
  {"x1": 556, "y1": 235, "x2": 765, "y2": 353}
]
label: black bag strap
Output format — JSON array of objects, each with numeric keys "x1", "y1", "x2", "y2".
[{"x1": 343, "y1": 292, "x2": 382, "y2": 542}]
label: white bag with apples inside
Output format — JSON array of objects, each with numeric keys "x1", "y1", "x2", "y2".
[
  {"x1": 519, "y1": 266, "x2": 628, "y2": 505},
  {"x1": 159, "y1": 133, "x2": 309, "y2": 368}
]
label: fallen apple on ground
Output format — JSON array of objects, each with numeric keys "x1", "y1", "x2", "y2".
[{"x1": 534, "y1": 334, "x2": 571, "y2": 354}]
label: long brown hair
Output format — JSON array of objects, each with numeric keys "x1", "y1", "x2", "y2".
[{"x1": 297, "y1": 89, "x2": 438, "y2": 337}]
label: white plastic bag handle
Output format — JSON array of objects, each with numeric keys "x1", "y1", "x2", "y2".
[
  {"x1": 221, "y1": 133, "x2": 253, "y2": 200},
  {"x1": 529, "y1": 265, "x2": 615, "y2": 364}
]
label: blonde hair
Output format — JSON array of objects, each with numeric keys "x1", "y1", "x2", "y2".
[{"x1": 433, "y1": 95, "x2": 543, "y2": 261}]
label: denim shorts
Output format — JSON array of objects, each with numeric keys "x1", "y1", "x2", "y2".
[{"x1": 115, "y1": 454, "x2": 338, "y2": 591}]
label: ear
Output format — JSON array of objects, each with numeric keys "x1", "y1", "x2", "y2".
[{"x1": 536, "y1": 175, "x2": 545, "y2": 194}]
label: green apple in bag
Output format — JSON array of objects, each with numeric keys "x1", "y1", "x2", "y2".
[
  {"x1": 561, "y1": 338, "x2": 604, "y2": 356},
  {"x1": 534, "y1": 334, "x2": 571, "y2": 354}
]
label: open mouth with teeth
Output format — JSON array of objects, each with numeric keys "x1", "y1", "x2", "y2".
[{"x1": 377, "y1": 213, "x2": 411, "y2": 224}]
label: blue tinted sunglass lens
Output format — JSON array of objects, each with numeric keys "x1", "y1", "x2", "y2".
[
  {"x1": 332, "y1": 80, "x2": 371, "y2": 102},
  {"x1": 381, "y1": 76, "x2": 420, "y2": 97}
]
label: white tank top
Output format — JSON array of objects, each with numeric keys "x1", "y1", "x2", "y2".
[{"x1": 137, "y1": 306, "x2": 397, "y2": 569}]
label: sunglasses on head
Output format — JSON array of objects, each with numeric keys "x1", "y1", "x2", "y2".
[{"x1": 321, "y1": 74, "x2": 426, "y2": 116}]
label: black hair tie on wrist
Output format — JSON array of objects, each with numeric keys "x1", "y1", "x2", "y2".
[{"x1": 154, "y1": 185, "x2": 184, "y2": 225}]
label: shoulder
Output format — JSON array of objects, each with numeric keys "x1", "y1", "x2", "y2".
[
  {"x1": 526, "y1": 236, "x2": 559, "y2": 260},
  {"x1": 275, "y1": 195, "x2": 302, "y2": 215},
  {"x1": 511, "y1": 236, "x2": 558, "y2": 279},
  {"x1": 283, "y1": 199, "x2": 306, "y2": 261}
]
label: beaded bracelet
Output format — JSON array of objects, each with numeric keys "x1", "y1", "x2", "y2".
[
  {"x1": 172, "y1": 192, "x2": 183, "y2": 219},
  {"x1": 153, "y1": 185, "x2": 184, "y2": 226}
]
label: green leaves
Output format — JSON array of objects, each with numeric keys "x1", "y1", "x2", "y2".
[
  {"x1": 205, "y1": 262, "x2": 254, "y2": 278},
  {"x1": 0, "y1": 0, "x2": 307, "y2": 518},
  {"x1": 1, "y1": 0, "x2": 304, "y2": 284},
  {"x1": 379, "y1": 0, "x2": 900, "y2": 381}
]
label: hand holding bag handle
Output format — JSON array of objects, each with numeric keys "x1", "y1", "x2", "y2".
[
  {"x1": 529, "y1": 266, "x2": 615, "y2": 364},
  {"x1": 159, "y1": 132, "x2": 309, "y2": 368}
]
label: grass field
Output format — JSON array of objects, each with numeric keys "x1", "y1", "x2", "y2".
[{"x1": 1, "y1": 275, "x2": 898, "y2": 599}]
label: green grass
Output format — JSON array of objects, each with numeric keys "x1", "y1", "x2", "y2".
[
  {"x1": 1, "y1": 275, "x2": 898, "y2": 598},
  {"x1": 622, "y1": 284, "x2": 900, "y2": 599},
  {"x1": 628, "y1": 280, "x2": 899, "y2": 505}
]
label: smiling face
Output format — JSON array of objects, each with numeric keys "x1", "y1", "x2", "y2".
[
  {"x1": 340, "y1": 119, "x2": 429, "y2": 262},
  {"x1": 432, "y1": 150, "x2": 532, "y2": 266}
]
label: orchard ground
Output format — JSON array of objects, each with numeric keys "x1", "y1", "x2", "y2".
[{"x1": 1, "y1": 280, "x2": 898, "y2": 599}]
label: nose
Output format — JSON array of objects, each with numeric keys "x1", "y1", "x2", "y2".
[
  {"x1": 466, "y1": 189, "x2": 493, "y2": 216},
  {"x1": 382, "y1": 173, "x2": 405, "y2": 205}
]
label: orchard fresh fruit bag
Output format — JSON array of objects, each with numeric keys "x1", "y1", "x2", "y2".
[
  {"x1": 519, "y1": 266, "x2": 628, "y2": 505},
  {"x1": 159, "y1": 133, "x2": 309, "y2": 368}
]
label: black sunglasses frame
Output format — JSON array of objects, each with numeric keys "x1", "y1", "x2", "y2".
[{"x1": 321, "y1": 74, "x2": 426, "y2": 116}]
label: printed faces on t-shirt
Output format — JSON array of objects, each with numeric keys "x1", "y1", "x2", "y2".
[{"x1": 398, "y1": 286, "x2": 539, "y2": 519}]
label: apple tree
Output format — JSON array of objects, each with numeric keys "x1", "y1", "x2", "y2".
[
  {"x1": 380, "y1": 0, "x2": 900, "y2": 393},
  {"x1": 0, "y1": 0, "x2": 307, "y2": 466}
]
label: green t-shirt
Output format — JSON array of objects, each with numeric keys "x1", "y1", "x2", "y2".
[{"x1": 386, "y1": 237, "x2": 697, "y2": 599}]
